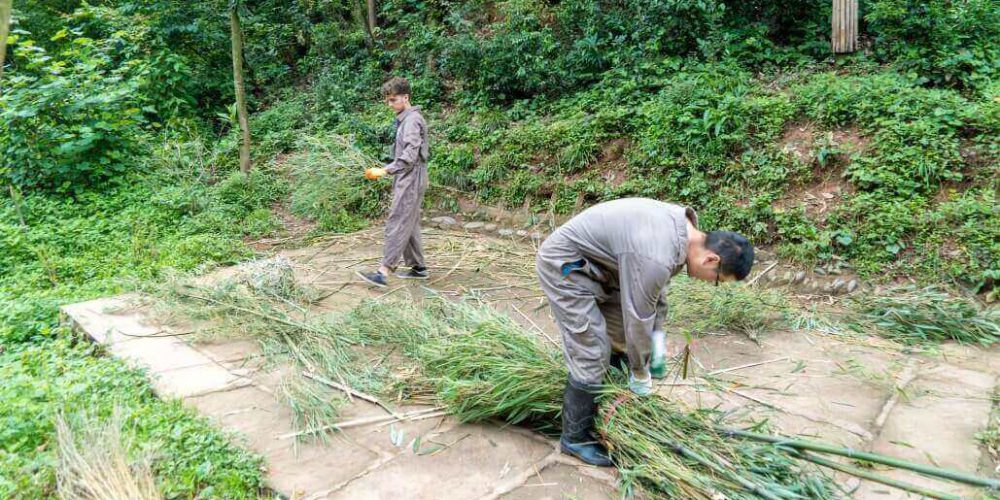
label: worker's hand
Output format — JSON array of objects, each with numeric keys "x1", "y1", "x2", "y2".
[
  {"x1": 629, "y1": 371, "x2": 653, "y2": 396},
  {"x1": 364, "y1": 167, "x2": 388, "y2": 180}
]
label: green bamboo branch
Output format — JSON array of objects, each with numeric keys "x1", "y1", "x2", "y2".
[
  {"x1": 719, "y1": 427, "x2": 1000, "y2": 490},
  {"x1": 795, "y1": 451, "x2": 962, "y2": 500}
]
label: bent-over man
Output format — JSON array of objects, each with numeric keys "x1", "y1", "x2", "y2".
[{"x1": 536, "y1": 197, "x2": 754, "y2": 466}]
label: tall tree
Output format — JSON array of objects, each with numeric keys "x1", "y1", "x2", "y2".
[
  {"x1": 229, "y1": 0, "x2": 251, "y2": 174},
  {"x1": 356, "y1": 0, "x2": 374, "y2": 49},
  {"x1": 367, "y1": 0, "x2": 377, "y2": 33},
  {"x1": 0, "y1": 0, "x2": 12, "y2": 92}
]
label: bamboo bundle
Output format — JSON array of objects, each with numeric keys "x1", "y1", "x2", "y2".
[
  {"x1": 166, "y1": 282, "x2": 999, "y2": 498},
  {"x1": 326, "y1": 299, "x2": 837, "y2": 498},
  {"x1": 332, "y1": 298, "x2": 998, "y2": 499}
]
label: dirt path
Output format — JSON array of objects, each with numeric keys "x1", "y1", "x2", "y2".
[{"x1": 63, "y1": 227, "x2": 1000, "y2": 499}]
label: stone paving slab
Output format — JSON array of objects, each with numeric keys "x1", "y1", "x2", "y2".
[
  {"x1": 61, "y1": 296, "x2": 159, "y2": 344},
  {"x1": 63, "y1": 295, "x2": 608, "y2": 499},
  {"x1": 855, "y1": 361, "x2": 997, "y2": 499},
  {"x1": 500, "y1": 463, "x2": 617, "y2": 500},
  {"x1": 64, "y1": 296, "x2": 250, "y2": 398},
  {"x1": 329, "y1": 423, "x2": 553, "y2": 500}
]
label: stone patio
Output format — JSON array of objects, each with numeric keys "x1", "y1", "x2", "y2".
[{"x1": 62, "y1": 227, "x2": 1000, "y2": 499}]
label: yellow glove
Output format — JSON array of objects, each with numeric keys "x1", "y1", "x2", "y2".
[{"x1": 364, "y1": 167, "x2": 387, "y2": 180}]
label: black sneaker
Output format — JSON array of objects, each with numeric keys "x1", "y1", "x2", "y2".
[
  {"x1": 355, "y1": 270, "x2": 388, "y2": 288},
  {"x1": 396, "y1": 266, "x2": 429, "y2": 280}
]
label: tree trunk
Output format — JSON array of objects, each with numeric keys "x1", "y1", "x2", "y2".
[
  {"x1": 0, "y1": 0, "x2": 13, "y2": 93},
  {"x1": 229, "y1": 3, "x2": 252, "y2": 174},
  {"x1": 356, "y1": 0, "x2": 374, "y2": 49},
  {"x1": 367, "y1": 0, "x2": 377, "y2": 32}
]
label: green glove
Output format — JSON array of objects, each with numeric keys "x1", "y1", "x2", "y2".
[{"x1": 650, "y1": 330, "x2": 667, "y2": 379}]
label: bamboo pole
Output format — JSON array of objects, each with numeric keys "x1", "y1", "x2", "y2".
[
  {"x1": 719, "y1": 427, "x2": 1000, "y2": 489},
  {"x1": 667, "y1": 443, "x2": 784, "y2": 500},
  {"x1": 831, "y1": 0, "x2": 858, "y2": 53},
  {"x1": 229, "y1": 1, "x2": 251, "y2": 174},
  {"x1": 796, "y1": 452, "x2": 962, "y2": 500}
]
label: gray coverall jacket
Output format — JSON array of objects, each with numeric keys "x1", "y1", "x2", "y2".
[
  {"x1": 536, "y1": 198, "x2": 696, "y2": 385},
  {"x1": 382, "y1": 106, "x2": 430, "y2": 270}
]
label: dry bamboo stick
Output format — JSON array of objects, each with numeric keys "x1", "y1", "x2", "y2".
[
  {"x1": 746, "y1": 262, "x2": 778, "y2": 287},
  {"x1": 303, "y1": 372, "x2": 402, "y2": 419},
  {"x1": 427, "y1": 248, "x2": 470, "y2": 286},
  {"x1": 707, "y1": 357, "x2": 789, "y2": 376},
  {"x1": 277, "y1": 406, "x2": 445, "y2": 439},
  {"x1": 509, "y1": 303, "x2": 560, "y2": 349}
]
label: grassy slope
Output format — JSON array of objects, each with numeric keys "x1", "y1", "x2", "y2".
[
  {"x1": 415, "y1": 66, "x2": 999, "y2": 292},
  {"x1": 0, "y1": 157, "x2": 290, "y2": 497}
]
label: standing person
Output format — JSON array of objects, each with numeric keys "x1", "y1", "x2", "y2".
[
  {"x1": 358, "y1": 77, "x2": 430, "y2": 287},
  {"x1": 536, "y1": 198, "x2": 754, "y2": 466}
]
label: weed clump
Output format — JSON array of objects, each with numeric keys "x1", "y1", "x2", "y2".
[
  {"x1": 849, "y1": 286, "x2": 1000, "y2": 345},
  {"x1": 56, "y1": 409, "x2": 162, "y2": 500}
]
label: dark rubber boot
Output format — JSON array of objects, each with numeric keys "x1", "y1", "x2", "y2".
[
  {"x1": 559, "y1": 377, "x2": 613, "y2": 467},
  {"x1": 609, "y1": 351, "x2": 628, "y2": 372}
]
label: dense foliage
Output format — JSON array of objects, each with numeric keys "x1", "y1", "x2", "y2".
[{"x1": 0, "y1": 341, "x2": 264, "y2": 498}]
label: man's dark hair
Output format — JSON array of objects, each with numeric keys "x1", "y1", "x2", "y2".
[
  {"x1": 381, "y1": 77, "x2": 411, "y2": 97},
  {"x1": 705, "y1": 231, "x2": 755, "y2": 281}
]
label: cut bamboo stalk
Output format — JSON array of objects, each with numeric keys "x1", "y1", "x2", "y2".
[
  {"x1": 667, "y1": 442, "x2": 784, "y2": 500},
  {"x1": 797, "y1": 451, "x2": 962, "y2": 500},
  {"x1": 719, "y1": 427, "x2": 1000, "y2": 489}
]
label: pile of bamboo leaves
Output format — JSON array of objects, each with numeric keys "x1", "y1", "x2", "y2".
[
  {"x1": 164, "y1": 282, "x2": 1000, "y2": 499},
  {"x1": 849, "y1": 285, "x2": 999, "y2": 345}
]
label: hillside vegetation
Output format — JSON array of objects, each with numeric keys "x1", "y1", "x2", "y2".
[{"x1": 0, "y1": 0, "x2": 997, "y2": 497}]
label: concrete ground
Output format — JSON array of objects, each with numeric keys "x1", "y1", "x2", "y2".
[{"x1": 62, "y1": 226, "x2": 1000, "y2": 499}]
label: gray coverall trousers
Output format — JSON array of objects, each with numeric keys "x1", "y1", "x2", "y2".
[
  {"x1": 536, "y1": 199, "x2": 693, "y2": 385},
  {"x1": 382, "y1": 106, "x2": 430, "y2": 271}
]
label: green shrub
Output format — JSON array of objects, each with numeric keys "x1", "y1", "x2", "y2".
[
  {"x1": 0, "y1": 36, "x2": 146, "y2": 192},
  {"x1": 794, "y1": 72, "x2": 971, "y2": 130},
  {"x1": 555, "y1": 0, "x2": 724, "y2": 75},
  {"x1": 867, "y1": 0, "x2": 1000, "y2": 90},
  {"x1": 633, "y1": 64, "x2": 792, "y2": 169},
  {"x1": 441, "y1": 0, "x2": 563, "y2": 101},
  {"x1": 251, "y1": 96, "x2": 311, "y2": 158},
  {"x1": 825, "y1": 193, "x2": 927, "y2": 274},
  {"x1": 430, "y1": 143, "x2": 477, "y2": 190},
  {"x1": 846, "y1": 119, "x2": 962, "y2": 195},
  {"x1": 287, "y1": 136, "x2": 388, "y2": 230},
  {"x1": 211, "y1": 170, "x2": 288, "y2": 218},
  {"x1": 919, "y1": 188, "x2": 1000, "y2": 295}
]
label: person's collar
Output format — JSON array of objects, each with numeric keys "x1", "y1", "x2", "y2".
[{"x1": 397, "y1": 105, "x2": 420, "y2": 118}]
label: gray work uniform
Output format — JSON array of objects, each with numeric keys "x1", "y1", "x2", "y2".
[
  {"x1": 536, "y1": 198, "x2": 696, "y2": 385},
  {"x1": 382, "y1": 106, "x2": 430, "y2": 271}
]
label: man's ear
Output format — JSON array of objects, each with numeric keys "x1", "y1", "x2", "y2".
[{"x1": 703, "y1": 253, "x2": 721, "y2": 267}]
